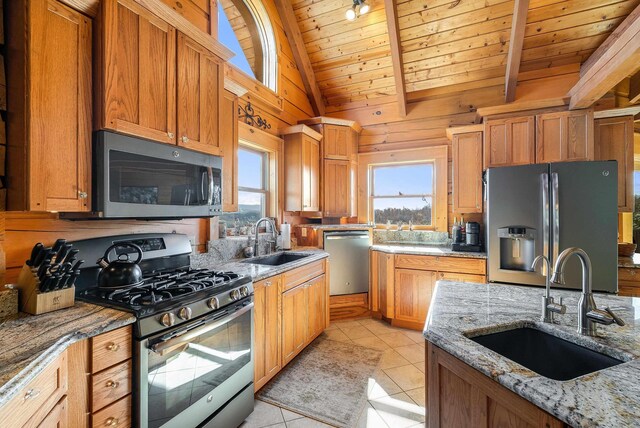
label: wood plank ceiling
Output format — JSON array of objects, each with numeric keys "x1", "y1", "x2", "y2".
[{"x1": 287, "y1": 0, "x2": 640, "y2": 109}]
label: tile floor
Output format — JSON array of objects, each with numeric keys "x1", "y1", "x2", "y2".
[{"x1": 241, "y1": 318, "x2": 426, "y2": 428}]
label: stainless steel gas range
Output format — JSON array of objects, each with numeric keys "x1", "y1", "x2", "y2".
[{"x1": 71, "y1": 233, "x2": 254, "y2": 428}]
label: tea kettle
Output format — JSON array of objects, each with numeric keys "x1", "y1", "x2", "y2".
[{"x1": 97, "y1": 243, "x2": 143, "y2": 288}]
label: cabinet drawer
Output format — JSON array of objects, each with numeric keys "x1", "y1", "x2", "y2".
[
  {"x1": 92, "y1": 360, "x2": 133, "y2": 412},
  {"x1": 619, "y1": 281, "x2": 640, "y2": 297},
  {"x1": 395, "y1": 255, "x2": 486, "y2": 275},
  {"x1": 34, "y1": 396, "x2": 67, "y2": 428},
  {"x1": 437, "y1": 272, "x2": 486, "y2": 284},
  {"x1": 618, "y1": 268, "x2": 640, "y2": 283},
  {"x1": 92, "y1": 395, "x2": 132, "y2": 428},
  {"x1": 91, "y1": 326, "x2": 132, "y2": 373},
  {"x1": 0, "y1": 351, "x2": 67, "y2": 428},
  {"x1": 283, "y1": 260, "x2": 325, "y2": 292}
]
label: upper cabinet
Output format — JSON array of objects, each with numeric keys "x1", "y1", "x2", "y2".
[
  {"x1": 323, "y1": 159, "x2": 351, "y2": 218},
  {"x1": 283, "y1": 125, "x2": 321, "y2": 212},
  {"x1": 484, "y1": 116, "x2": 535, "y2": 168},
  {"x1": 96, "y1": 0, "x2": 177, "y2": 144},
  {"x1": 450, "y1": 127, "x2": 483, "y2": 214},
  {"x1": 221, "y1": 88, "x2": 240, "y2": 212},
  {"x1": 176, "y1": 32, "x2": 223, "y2": 155},
  {"x1": 6, "y1": 0, "x2": 92, "y2": 212},
  {"x1": 594, "y1": 116, "x2": 635, "y2": 212},
  {"x1": 536, "y1": 110, "x2": 594, "y2": 163},
  {"x1": 322, "y1": 125, "x2": 354, "y2": 160}
]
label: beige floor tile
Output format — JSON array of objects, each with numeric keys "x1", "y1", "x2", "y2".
[
  {"x1": 285, "y1": 417, "x2": 335, "y2": 427},
  {"x1": 395, "y1": 344, "x2": 425, "y2": 364},
  {"x1": 367, "y1": 369, "x2": 403, "y2": 400},
  {"x1": 241, "y1": 400, "x2": 285, "y2": 428},
  {"x1": 356, "y1": 403, "x2": 389, "y2": 428},
  {"x1": 405, "y1": 387, "x2": 426, "y2": 408},
  {"x1": 379, "y1": 349, "x2": 411, "y2": 370},
  {"x1": 384, "y1": 365, "x2": 425, "y2": 391},
  {"x1": 331, "y1": 320, "x2": 363, "y2": 330},
  {"x1": 364, "y1": 323, "x2": 399, "y2": 337},
  {"x1": 377, "y1": 332, "x2": 416, "y2": 348},
  {"x1": 324, "y1": 322, "x2": 339, "y2": 331},
  {"x1": 352, "y1": 336, "x2": 391, "y2": 351},
  {"x1": 369, "y1": 392, "x2": 425, "y2": 428},
  {"x1": 402, "y1": 330, "x2": 426, "y2": 344},
  {"x1": 281, "y1": 408, "x2": 305, "y2": 422},
  {"x1": 413, "y1": 362, "x2": 425, "y2": 373},
  {"x1": 321, "y1": 329, "x2": 353, "y2": 344},
  {"x1": 342, "y1": 325, "x2": 376, "y2": 340}
]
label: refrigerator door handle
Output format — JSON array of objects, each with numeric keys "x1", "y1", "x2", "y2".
[
  {"x1": 551, "y1": 172, "x2": 560, "y2": 266},
  {"x1": 541, "y1": 173, "x2": 550, "y2": 275}
]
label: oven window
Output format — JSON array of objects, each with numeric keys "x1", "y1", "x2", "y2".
[
  {"x1": 109, "y1": 150, "x2": 221, "y2": 206},
  {"x1": 146, "y1": 309, "x2": 252, "y2": 427}
]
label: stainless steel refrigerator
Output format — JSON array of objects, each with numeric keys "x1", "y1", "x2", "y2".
[{"x1": 485, "y1": 161, "x2": 618, "y2": 293}]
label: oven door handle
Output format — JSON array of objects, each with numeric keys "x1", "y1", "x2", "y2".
[{"x1": 150, "y1": 302, "x2": 254, "y2": 354}]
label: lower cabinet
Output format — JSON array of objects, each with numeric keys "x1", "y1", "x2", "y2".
[
  {"x1": 394, "y1": 269, "x2": 435, "y2": 324},
  {"x1": 427, "y1": 343, "x2": 567, "y2": 427},
  {"x1": 254, "y1": 276, "x2": 282, "y2": 391},
  {"x1": 618, "y1": 267, "x2": 640, "y2": 297}
]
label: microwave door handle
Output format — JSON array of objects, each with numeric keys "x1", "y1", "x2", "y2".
[
  {"x1": 207, "y1": 167, "x2": 214, "y2": 205},
  {"x1": 150, "y1": 302, "x2": 254, "y2": 355},
  {"x1": 201, "y1": 171, "x2": 207, "y2": 202}
]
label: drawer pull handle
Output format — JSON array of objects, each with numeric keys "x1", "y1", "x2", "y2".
[
  {"x1": 105, "y1": 380, "x2": 120, "y2": 389},
  {"x1": 105, "y1": 417, "x2": 119, "y2": 426},
  {"x1": 106, "y1": 342, "x2": 120, "y2": 352},
  {"x1": 630, "y1": 270, "x2": 636, "y2": 276},
  {"x1": 24, "y1": 388, "x2": 41, "y2": 401},
  {"x1": 265, "y1": 281, "x2": 272, "y2": 287}
]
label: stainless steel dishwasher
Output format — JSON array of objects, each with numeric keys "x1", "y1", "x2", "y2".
[{"x1": 324, "y1": 231, "x2": 371, "y2": 295}]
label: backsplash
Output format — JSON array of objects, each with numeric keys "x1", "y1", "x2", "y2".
[
  {"x1": 191, "y1": 235, "x2": 274, "y2": 267},
  {"x1": 373, "y1": 230, "x2": 451, "y2": 246}
]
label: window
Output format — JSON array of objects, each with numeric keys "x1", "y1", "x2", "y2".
[
  {"x1": 371, "y1": 163, "x2": 435, "y2": 227},
  {"x1": 221, "y1": 147, "x2": 269, "y2": 225},
  {"x1": 633, "y1": 170, "x2": 640, "y2": 247}
]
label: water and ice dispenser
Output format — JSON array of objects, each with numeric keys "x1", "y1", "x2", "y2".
[{"x1": 497, "y1": 227, "x2": 536, "y2": 272}]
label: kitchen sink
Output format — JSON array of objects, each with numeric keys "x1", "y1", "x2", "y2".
[
  {"x1": 469, "y1": 327, "x2": 623, "y2": 381},
  {"x1": 242, "y1": 252, "x2": 311, "y2": 266}
]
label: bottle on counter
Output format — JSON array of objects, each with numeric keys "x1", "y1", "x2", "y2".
[
  {"x1": 460, "y1": 214, "x2": 466, "y2": 243},
  {"x1": 452, "y1": 217, "x2": 462, "y2": 243}
]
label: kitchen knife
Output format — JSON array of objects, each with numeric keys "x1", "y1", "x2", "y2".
[
  {"x1": 61, "y1": 249, "x2": 79, "y2": 266},
  {"x1": 51, "y1": 239, "x2": 66, "y2": 254},
  {"x1": 55, "y1": 244, "x2": 72, "y2": 264},
  {"x1": 32, "y1": 247, "x2": 52, "y2": 269},
  {"x1": 50, "y1": 275, "x2": 63, "y2": 291},
  {"x1": 60, "y1": 273, "x2": 72, "y2": 288},
  {"x1": 26, "y1": 243, "x2": 44, "y2": 267},
  {"x1": 66, "y1": 270, "x2": 81, "y2": 288},
  {"x1": 71, "y1": 260, "x2": 84, "y2": 272},
  {"x1": 37, "y1": 259, "x2": 51, "y2": 281},
  {"x1": 39, "y1": 277, "x2": 53, "y2": 293}
]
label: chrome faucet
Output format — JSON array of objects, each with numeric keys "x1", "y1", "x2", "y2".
[
  {"x1": 531, "y1": 255, "x2": 566, "y2": 323},
  {"x1": 253, "y1": 217, "x2": 279, "y2": 257},
  {"x1": 551, "y1": 247, "x2": 625, "y2": 336}
]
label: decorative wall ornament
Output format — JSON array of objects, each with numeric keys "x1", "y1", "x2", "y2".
[{"x1": 238, "y1": 102, "x2": 272, "y2": 131}]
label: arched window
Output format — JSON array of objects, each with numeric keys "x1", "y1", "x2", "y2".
[{"x1": 218, "y1": 0, "x2": 278, "y2": 91}]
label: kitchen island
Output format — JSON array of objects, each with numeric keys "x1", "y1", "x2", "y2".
[{"x1": 424, "y1": 281, "x2": 639, "y2": 428}]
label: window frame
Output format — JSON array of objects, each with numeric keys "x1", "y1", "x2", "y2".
[{"x1": 237, "y1": 145, "x2": 269, "y2": 219}]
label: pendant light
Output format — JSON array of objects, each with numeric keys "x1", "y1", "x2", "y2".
[{"x1": 345, "y1": 0, "x2": 370, "y2": 21}]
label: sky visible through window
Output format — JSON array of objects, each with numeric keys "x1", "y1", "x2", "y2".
[{"x1": 218, "y1": 5, "x2": 255, "y2": 78}]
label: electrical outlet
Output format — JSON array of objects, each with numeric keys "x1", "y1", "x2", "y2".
[{"x1": 301, "y1": 228, "x2": 308, "y2": 237}]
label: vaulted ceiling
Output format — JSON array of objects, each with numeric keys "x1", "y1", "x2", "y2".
[{"x1": 286, "y1": 0, "x2": 640, "y2": 109}]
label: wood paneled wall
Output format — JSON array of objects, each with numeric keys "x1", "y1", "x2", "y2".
[{"x1": 3, "y1": 213, "x2": 208, "y2": 284}]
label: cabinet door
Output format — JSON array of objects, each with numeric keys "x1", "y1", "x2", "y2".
[
  {"x1": 350, "y1": 160, "x2": 358, "y2": 217},
  {"x1": 282, "y1": 284, "x2": 308, "y2": 365},
  {"x1": 438, "y1": 271, "x2": 486, "y2": 284},
  {"x1": 394, "y1": 269, "x2": 435, "y2": 324},
  {"x1": 302, "y1": 135, "x2": 320, "y2": 212},
  {"x1": 100, "y1": 0, "x2": 177, "y2": 144},
  {"x1": 323, "y1": 159, "x2": 350, "y2": 217},
  {"x1": 177, "y1": 32, "x2": 223, "y2": 155},
  {"x1": 221, "y1": 89, "x2": 239, "y2": 212},
  {"x1": 323, "y1": 125, "x2": 351, "y2": 159},
  {"x1": 484, "y1": 120, "x2": 509, "y2": 168},
  {"x1": 37, "y1": 396, "x2": 68, "y2": 428},
  {"x1": 378, "y1": 253, "x2": 394, "y2": 318},
  {"x1": 452, "y1": 131, "x2": 483, "y2": 214},
  {"x1": 594, "y1": 116, "x2": 634, "y2": 212},
  {"x1": 26, "y1": 0, "x2": 92, "y2": 212},
  {"x1": 254, "y1": 276, "x2": 282, "y2": 391},
  {"x1": 307, "y1": 274, "x2": 326, "y2": 341},
  {"x1": 536, "y1": 110, "x2": 593, "y2": 163},
  {"x1": 484, "y1": 117, "x2": 534, "y2": 168},
  {"x1": 565, "y1": 110, "x2": 593, "y2": 161},
  {"x1": 510, "y1": 117, "x2": 535, "y2": 165}
]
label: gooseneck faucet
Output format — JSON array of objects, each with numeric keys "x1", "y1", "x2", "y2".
[
  {"x1": 531, "y1": 255, "x2": 566, "y2": 323},
  {"x1": 253, "y1": 217, "x2": 279, "y2": 257},
  {"x1": 551, "y1": 247, "x2": 624, "y2": 336}
]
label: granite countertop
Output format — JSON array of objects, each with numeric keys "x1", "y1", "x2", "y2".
[
  {"x1": 618, "y1": 253, "x2": 640, "y2": 268},
  {"x1": 296, "y1": 224, "x2": 372, "y2": 230},
  {"x1": 191, "y1": 249, "x2": 330, "y2": 282},
  {"x1": 424, "y1": 281, "x2": 640, "y2": 427},
  {"x1": 371, "y1": 244, "x2": 487, "y2": 259},
  {"x1": 0, "y1": 303, "x2": 135, "y2": 406}
]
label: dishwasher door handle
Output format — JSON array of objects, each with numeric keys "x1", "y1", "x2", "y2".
[{"x1": 325, "y1": 235, "x2": 370, "y2": 240}]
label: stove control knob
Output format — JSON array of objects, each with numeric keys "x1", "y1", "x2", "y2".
[
  {"x1": 178, "y1": 307, "x2": 192, "y2": 320},
  {"x1": 230, "y1": 289, "x2": 241, "y2": 301},
  {"x1": 240, "y1": 286, "x2": 249, "y2": 297},
  {"x1": 160, "y1": 312, "x2": 176, "y2": 327},
  {"x1": 207, "y1": 297, "x2": 219, "y2": 310}
]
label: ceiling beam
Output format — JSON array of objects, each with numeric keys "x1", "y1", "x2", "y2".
[
  {"x1": 569, "y1": 4, "x2": 640, "y2": 109},
  {"x1": 274, "y1": 0, "x2": 325, "y2": 116},
  {"x1": 504, "y1": 0, "x2": 530, "y2": 103},
  {"x1": 383, "y1": 0, "x2": 407, "y2": 117},
  {"x1": 629, "y1": 71, "x2": 640, "y2": 104}
]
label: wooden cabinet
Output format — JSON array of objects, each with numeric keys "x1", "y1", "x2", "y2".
[
  {"x1": 323, "y1": 124, "x2": 354, "y2": 160},
  {"x1": 6, "y1": 0, "x2": 92, "y2": 211},
  {"x1": 307, "y1": 274, "x2": 327, "y2": 339},
  {"x1": 595, "y1": 116, "x2": 634, "y2": 212},
  {"x1": 452, "y1": 131, "x2": 483, "y2": 213},
  {"x1": 374, "y1": 251, "x2": 395, "y2": 318},
  {"x1": 536, "y1": 110, "x2": 594, "y2": 163},
  {"x1": 394, "y1": 269, "x2": 435, "y2": 324},
  {"x1": 484, "y1": 117, "x2": 535, "y2": 168},
  {"x1": 428, "y1": 343, "x2": 567, "y2": 428},
  {"x1": 283, "y1": 126, "x2": 321, "y2": 212},
  {"x1": 176, "y1": 32, "x2": 224, "y2": 155},
  {"x1": 323, "y1": 159, "x2": 351, "y2": 217},
  {"x1": 438, "y1": 271, "x2": 486, "y2": 283},
  {"x1": 350, "y1": 160, "x2": 358, "y2": 217},
  {"x1": 618, "y1": 267, "x2": 640, "y2": 297},
  {"x1": 39, "y1": 396, "x2": 68, "y2": 428},
  {"x1": 282, "y1": 282, "x2": 309, "y2": 365},
  {"x1": 97, "y1": 0, "x2": 177, "y2": 145},
  {"x1": 254, "y1": 276, "x2": 282, "y2": 391},
  {"x1": 221, "y1": 89, "x2": 239, "y2": 212}
]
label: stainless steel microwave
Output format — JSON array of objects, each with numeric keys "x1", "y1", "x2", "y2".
[{"x1": 77, "y1": 131, "x2": 222, "y2": 219}]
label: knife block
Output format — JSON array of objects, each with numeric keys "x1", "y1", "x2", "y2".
[{"x1": 15, "y1": 264, "x2": 75, "y2": 315}]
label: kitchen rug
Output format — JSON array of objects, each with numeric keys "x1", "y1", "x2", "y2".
[{"x1": 256, "y1": 336, "x2": 383, "y2": 428}]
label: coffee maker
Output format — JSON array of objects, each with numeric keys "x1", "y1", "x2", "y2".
[{"x1": 452, "y1": 221, "x2": 483, "y2": 252}]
